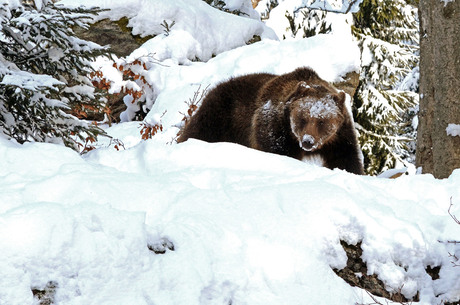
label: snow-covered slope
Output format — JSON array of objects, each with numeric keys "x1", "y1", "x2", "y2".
[{"x1": 0, "y1": 136, "x2": 459, "y2": 305}]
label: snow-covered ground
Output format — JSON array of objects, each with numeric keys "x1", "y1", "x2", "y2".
[
  {"x1": 1, "y1": 0, "x2": 460, "y2": 304},
  {"x1": 1, "y1": 133, "x2": 460, "y2": 305}
]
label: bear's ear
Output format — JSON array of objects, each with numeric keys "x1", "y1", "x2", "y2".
[
  {"x1": 288, "y1": 81, "x2": 312, "y2": 101},
  {"x1": 296, "y1": 81, "x2": 312, "y2": 93}
]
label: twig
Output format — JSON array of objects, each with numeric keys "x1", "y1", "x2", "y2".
[
  {"x1": 448, "y1": 197, "x2": 460, "y2": 225},
  {"x1": 356, "y1": 290, "x2": 384, "y2": 304},
  {"x1": 355, "y1": 287, "x2": 413, "y2": 305}
]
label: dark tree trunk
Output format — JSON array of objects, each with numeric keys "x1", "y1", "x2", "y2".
[{"x1": 416, "y1": 0, "x2": 460, "y2": 178}]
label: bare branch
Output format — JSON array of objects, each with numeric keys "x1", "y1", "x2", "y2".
[
  {"x1": 448, "y1": 252, "x2": 459, "y2": 267},
  {"x1": 448, "y1": 197, "x2": 460, "y2": 225}
]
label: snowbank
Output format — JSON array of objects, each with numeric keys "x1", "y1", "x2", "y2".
[
  {"x1": 58, "y1": 0, "x2": 277, "y2": 63},
  {"x1": 0, "y1": 136, "x2": 459, "y2": 305}
]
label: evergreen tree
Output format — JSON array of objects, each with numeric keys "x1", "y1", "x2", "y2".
[
  {"x1": 352, "y1": 0, "x2": 419, "y2": 175},
  {"x1": 255, "y1": 0, "x2": 332, "y2": 39},
  {"x1": 0, "y1": 0, "x2": 110, "y2": 151},
  {"x1": 284, "y1": 7, "x2": 331, "y2": 39}
]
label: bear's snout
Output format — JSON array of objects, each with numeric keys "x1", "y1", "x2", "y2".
[{"x1": 300, "y1": 134, "x2": 317, "y2": 151}]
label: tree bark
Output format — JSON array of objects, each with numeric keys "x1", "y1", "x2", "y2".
[{"x1": 416, "y1": 0, "x2": 460, "y2": 178}]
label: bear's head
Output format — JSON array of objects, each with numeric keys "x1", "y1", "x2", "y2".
[{"x1": 287, "y1": 81, "x2": 346, "y2": 152}]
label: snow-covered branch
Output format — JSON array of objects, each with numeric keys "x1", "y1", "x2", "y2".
[{"x1": 295, "y1": 0, "x2": 363, "y2": 14}]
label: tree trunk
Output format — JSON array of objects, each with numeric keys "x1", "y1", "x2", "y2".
[{"x1": 416, "y1": 0, "x2": 460, "y2": 179}]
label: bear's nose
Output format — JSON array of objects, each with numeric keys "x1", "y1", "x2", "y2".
[
  {"x1": 302, "y1": 139, "x2": 314, "y2": 150},
  {"x1": 301, "y1": 135, "x2": 316, "y2": 151}
]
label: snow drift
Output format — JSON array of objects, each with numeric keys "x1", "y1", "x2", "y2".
[{"x1": 0, "y1": 135, "x2": 459, "y2": 305}]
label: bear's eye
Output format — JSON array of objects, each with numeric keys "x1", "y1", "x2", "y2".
[
  {"x1": 299, "y1": 118, "x2": 307, "y2": 128},
  {"x1": 318, "y1": 120, "x2": 325, "y2": 127}
]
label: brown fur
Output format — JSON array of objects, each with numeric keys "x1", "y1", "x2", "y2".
[{"x1": 177, "y1": 67, "x2": 364, "y2": 174}]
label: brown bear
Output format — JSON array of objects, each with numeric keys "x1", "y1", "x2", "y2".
[{"x1": 177, "y1": 67, "x2": 364, "y2": 175}]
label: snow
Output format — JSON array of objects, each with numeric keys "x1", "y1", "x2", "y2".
[
  {"x1": 1, "y1": 0, "x2": 460, "y2": 304},
  {"x1": 59, "y1": 0, "x2": 277, "y2": 63},
  {"x1": 447, "y1": 124, "x2": 460, "y2": 137},
  {"x1": 0, "y1": 72, "x2": 62, "y2": 91},
  {"x1": 300, "y1": 0, "x2": 363, "y2": 13},
  {"x1": 1, "y1": 135, "x2": 460, "y2": 305},
  {"x1": 263, "y1": 0, "x2": 356, "y2": 40},
  {"x1": 0, "y1": 53, "x2": 64, "y2": 91},
  {"x1": 302, "y1": 98, "x2": 341, "y2": 118},
  {"x1": 441, "y1": 0, "x2": 455, "y2": 6},
  {"x1": 377, "y1": 167, "x2": 408, "y2": 178},
  {"x1": 220, "y1": 0, "x2": 260, "y2": 19}
]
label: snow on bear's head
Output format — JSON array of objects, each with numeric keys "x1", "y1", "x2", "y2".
[{"x1": 288, "y1": 81, "x2": 345, "y2": 152}]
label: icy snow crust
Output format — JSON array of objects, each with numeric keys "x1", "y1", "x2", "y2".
[{"x1": 0, "y1": 137, "x2": 460, "y2": 305}]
